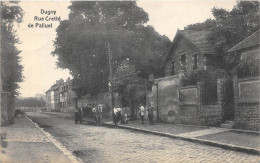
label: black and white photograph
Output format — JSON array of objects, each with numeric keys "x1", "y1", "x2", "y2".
[{"x1": 0, "y1": 0, "x2": 259, "y2": 162}]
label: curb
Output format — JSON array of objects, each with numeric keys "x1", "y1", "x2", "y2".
[
  {"x1": 25, "y1": 116, "x2": 83, "y2": 163},
  {"x1": 85, "y1": 120, "x2": 260, "y2": 156}
]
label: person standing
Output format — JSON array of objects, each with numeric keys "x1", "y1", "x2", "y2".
[
  {"x1": 92, "y1": 104, "x2": 98, "y2": 125},
  {"x1": 97, "y1": 104, "x2": 103, "y2": 125},
  {"x1": 113, "y1": 106, "x2": 122, "y2": 126},
  {"x1": 139, "y1": 104, "x2": 145, "y2": 124},
  {"x1": 147, "y1": 104, "x2": 156, "y2": 125},
  {"x1": 74, "y1": 107, "x2": 79, "y2": 124},
  {"x1": 74, "y1": 107, "x2": 83, "y2": 124}
]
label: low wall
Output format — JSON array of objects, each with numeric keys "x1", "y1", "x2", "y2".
[
  {"x1": 200, "y1": 105, "x2": 222, "y2": 126},
  {"x1": 17, "y1": 107, "x2": 42, "y2": 112},
  {"x1": 178, "y1": 105, "x2": 199, "y2": 125},
  {"x1": 234, "y1": 76, "x2": 260, "y2": 130}
]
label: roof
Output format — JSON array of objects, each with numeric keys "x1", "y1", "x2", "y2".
[
  {"x1": 45, "y1": 84, "x2": 60, "y2": 93},
  {"x1": 228, "y1": 30, "x2": 260, "y2": 53},
  {"x1": 179, "y1": 30, "x2": 215, "y2": 54}
]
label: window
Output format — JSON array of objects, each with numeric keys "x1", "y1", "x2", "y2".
[
  {"x1": 171, "y1": 61, "x2": 175, "y2": 75},
  {"x1": 193, "y1": 54, "x2": 198, "y2": 70},
  {"x1": 181, "y1": 54, "x2": 187, "y2": 65}
]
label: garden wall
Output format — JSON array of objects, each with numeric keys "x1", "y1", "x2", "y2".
[
  {"x1": 148, "y1": 75, "x2": 180, "y2": 122},
  {"x1": 233, "y1": 76, "x2": 260, "y2": 130},
  {"x1": 178, "y1": 80, "x2": 223, "y2": 126}
]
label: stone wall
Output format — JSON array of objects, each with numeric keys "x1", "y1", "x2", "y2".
[
  {"x1": 178, "y1": 105, "x2": 199, "y2": 124},
  {"x1": 199, "y1": 105, "x2": 222, "y2": 126},
  {"x1": 233, "y1": 76, "x2": 260, "y2": 130}
]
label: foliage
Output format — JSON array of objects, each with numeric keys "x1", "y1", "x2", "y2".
[
  {"x1": 1, "y1": 2, "x2": 23, "y2": 95},
  {"x1": 184, "y1": 18, "x2": 216, "y2": 31},
  {"x1": 113, "y1": 59, "x2": 147, "y2": 106},
  {"x1": 237, "y1": 58, "x2": 259, "y2": 78},
  {"x1": 182, "y1": 68, "x2": 227, "y2": 104},
  {"x1": 185, "y1": 1, "x2": 260, "y2": 71},
  {"x1": 52, "y1": 1, "x2": 170, "y2": 97},
  {"x1": 182, "y1": 68, "x2": 227, "y2": 86},
  {"x1": 15, "y1": 97, "x2": 45, "y2": 107}
]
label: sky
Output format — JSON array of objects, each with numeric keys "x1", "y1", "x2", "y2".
[{"x1": 16, "y1": 0, "x2": 236, "y2": 97}]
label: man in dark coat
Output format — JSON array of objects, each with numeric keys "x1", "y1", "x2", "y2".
[{"x1": 147, "y1": 104, "x2": 155, "y2": 125}]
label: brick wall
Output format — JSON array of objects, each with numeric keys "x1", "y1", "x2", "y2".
[
  {"x1": 233, "y1": 75, "x2": 260, "y2": 130},
  {"x1": 200, "y1": 105, "x2": 222, "y2": 126},
  {"x1": 178, "y1": 105, "x2": 199, "y2": 125}
]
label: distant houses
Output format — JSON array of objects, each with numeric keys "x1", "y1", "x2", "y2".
[{"x1": 45, "y1": 78, "x2": 77, "y2": 112}]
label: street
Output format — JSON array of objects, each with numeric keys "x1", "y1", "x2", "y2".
[{"x1": 27, "y1": 112, "x2": 259, "y2": 163}]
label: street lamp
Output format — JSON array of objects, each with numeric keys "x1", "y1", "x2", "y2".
[{"x1": 149, "y1": 74, "x2": 159, "y2": 122}]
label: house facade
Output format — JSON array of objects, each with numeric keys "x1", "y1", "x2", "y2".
[
  {"x1": 164, "y1": 30, "x2": 219, "y2": 76},
  {"x1": 45, "y1": 78, "x2": 76, "y2": 112},
  {"x1": 59, "y1": 78, "x2": 77, "y2": 112},
  {"x1": 45, "y1": 90, "x2": 52, "y2": 111}
]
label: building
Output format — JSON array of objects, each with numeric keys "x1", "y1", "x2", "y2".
[
  {"x1": 228, "y1": 30, "x2": 260, "y2": 61},
  {"x1": 163, "y1": 29, "x2": 219, "y2": 76},
  {"x1": 59, "y1": 78, "x2": 77, "y2": 112},
  {"x1": 45, "y1": 78, "x2": 77, "y2": 112},
  {"x1": 45, "y1": 82, "x2": 61, "y2": 111}
]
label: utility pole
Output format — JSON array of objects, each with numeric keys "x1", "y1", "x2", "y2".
[
  {"x1": 107, "y1": 42, "x2": 114, "y2": 111},
  {"x1": 0, "y1": 4, "x2": 2, "y2": 127}
]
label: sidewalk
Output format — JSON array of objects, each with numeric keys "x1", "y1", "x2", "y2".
[
  {"x1": 0, "y1": 115, "x2": 74, "y2": 163},
  {"x1": 43, "y1": 111, "x2": 260, "y2": 155}
]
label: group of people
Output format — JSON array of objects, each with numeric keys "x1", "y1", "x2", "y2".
[
  {"x1": 92, "y1": 104, "x2": 103, "y2": 126},
  {"x1": 113, "y1": 106, "x2": 130, "y2": 125},
  {"x1": 75, "y1": 103, "x2": 156, "y2": 126},
  {"x1": 139, "y1": 104, "x2": 156, "y2": 125}
]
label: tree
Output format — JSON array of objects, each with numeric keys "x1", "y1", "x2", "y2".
[
  {"x1": 113, "y1": 59, "x2": 146, "y2": 107},
  {"x1": 185, "y1": 1, "x2": 260, "y2": 71},
  {"x1": 52, "y1": 1, "x2": 170, "y2": 97},
  {"x1": 1, "y1": 1, "x2": 23, "y2": 95},
  {"x1": 184, "y1": 18, "x2": 216, "y2": 31}
]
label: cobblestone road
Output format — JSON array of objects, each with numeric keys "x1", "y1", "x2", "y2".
[{"x1": 27, "y1": 112, "x2": 260, "y2": 163}]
